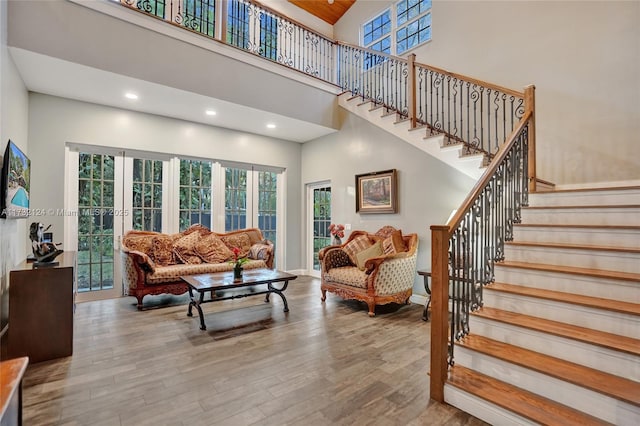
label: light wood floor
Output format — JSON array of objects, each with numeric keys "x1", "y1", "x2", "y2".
[{"x1": 22, "y1": 276, "x2": 488, "y2": 425}]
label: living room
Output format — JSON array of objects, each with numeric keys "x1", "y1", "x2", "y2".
[{"x1": 0, "y1": 0, "x2": 638, "y2": 424}]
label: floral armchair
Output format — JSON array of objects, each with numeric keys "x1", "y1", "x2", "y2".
[{"x1": 318, "y1": 226, "x2": 419, "y2": 316}]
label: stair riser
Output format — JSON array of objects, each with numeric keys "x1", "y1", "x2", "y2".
[
  {"x1": 513, "y1": 226, "x2": 640, "y2": 249},
  {"x1": 493, "y1": 266, "x2": 639, "y2": 302},
  {"x1": 454, "y1": 347, "x2": 640, "y2": 425},
  {"x1": 483, "y1": 291, "x2": 640, "y2": 338},
  {"x1": 444, "y1": 386, "x2": 537, "y2": 426},
  {"x1": 503, "y1": 245, "x2": 640, "y2": 274},
  {"x1": 469, "y1": 316, "x2": 640, "y2": 381},
  {"x1": 521, "y1": 208, "x2": 640, "y2": 226},
  {"x1": 528, "y1": 189, "x2": 640, "y2": 207}
]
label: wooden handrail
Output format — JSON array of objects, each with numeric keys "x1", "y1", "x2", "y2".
[
  {"x1": 446, "y1": 111, "x2": 533, "y2": 234},
  {"x1": 335, "y1": 40, "x2": 409, "y2": 64},
  {"x1": 414, "y1": 60, "x2": 524, "y2": 99}
]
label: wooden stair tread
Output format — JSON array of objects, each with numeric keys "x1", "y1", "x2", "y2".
[
  {"x1": 487, "y1": 282, "x2": 640, "y2": 316},
  {"x1": 523, "y1": 204, "x2": 640, "y2": 210},
  {"x1": 458, "y1": 335, "x2": 640, "y2": 406},
  {"x1": 497, "y1": 260, "x2": 640, "y2": 282},
  {"x1": 447, "y1": 365, "x2": 612, "y2": 425},
  {"x1": 514, "y1": 223, "x2": 640, "y2": 230},
  {"x1": 472, "y1": 307, "x2": 640, "y2": 356},
  {"x1": 531, "y1": 185, "x2": 640, "y2": 194},
  {"x1": 505, "y1": 240, "x2": 640, "y2": 254}
]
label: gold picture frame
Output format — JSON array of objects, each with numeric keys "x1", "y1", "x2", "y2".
[{"x1": 355, "y1": 169, "x2": 398, "y2": 214}]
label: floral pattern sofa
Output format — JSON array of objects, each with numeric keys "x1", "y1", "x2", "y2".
[
  {"x1": 121, "y1": 224, "x2": 273, "y2": 309},
  {"x1": 319, "y1": 226, "x2": 418, "y2": 316}
]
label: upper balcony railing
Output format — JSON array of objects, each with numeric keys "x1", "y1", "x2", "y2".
[{"x1": 118, "y1": 0, "x2": 533, "y2": 164}]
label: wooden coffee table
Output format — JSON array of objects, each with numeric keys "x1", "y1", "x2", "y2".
[{"x1": 181, "y1": 268, "x2": 297, "y2": 330}]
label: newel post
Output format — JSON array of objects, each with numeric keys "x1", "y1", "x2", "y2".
[
  {"x1": 430, "y1": 225, "x2": 450, "y2": 403},
  {"x1": 524, "y1": 85, "x2": 536, "y2": 192},
  {"x1": 408, "y1": 53, "x2": 417, "y2": 128}
]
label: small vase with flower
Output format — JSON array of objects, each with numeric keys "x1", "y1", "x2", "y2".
[
  {"x1": 329, "y1": 223, "x2": 345, "y2": 246},
  {"x1": 230, "y1": 247, "x2": 249, "y2": 281}
]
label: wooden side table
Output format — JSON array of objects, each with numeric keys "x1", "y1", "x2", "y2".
[
  {"x1": 0, "y1": 356, "x2": 28, "y2": 426},
  {"x1": 417, "y1": 270, "x2": 432, "y2": 321}
]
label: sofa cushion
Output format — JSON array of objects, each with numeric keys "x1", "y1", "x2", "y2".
[
  {"x1": 343, "y1": 234, "x2": 372, "y2": 265},
  {"x1": 220, "y1": 232, "x2": 252, "y2": 258},
  {"x1": 152, "y1": 235, "x2": 176, "y2": 266},
  {"x1": 173, "y1": 232, "x2": 203, "y2": 264},
  {"x1": 382, "y1": 229, "x2": 407, "y2": 255},
  {"x1": 146, "y1": 259, "x2": 267, "y2": 285},
  {"x1": 324, "y1": 266, "x2": 368, "y2": 289},
  {"x1": 195, "y1": 233, "x2": 233, "y2": 264},
  {"x1": 355, "y1": 240, "x2": 383, "y2": 270}
]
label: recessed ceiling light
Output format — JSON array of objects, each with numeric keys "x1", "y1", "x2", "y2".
[
  {"x1": 125, "y1": 92, "x2": 138, "y2": 100},
  {"x1": 266, "y1": 123, "x2": 276, "y2": 129},
  {"x1": 205, "y1": 110, "x2": 217, "y2": 116}
]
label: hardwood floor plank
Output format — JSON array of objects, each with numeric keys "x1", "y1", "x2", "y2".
[{"x1": 20, "y1": 276, "x2": 485, "y2": 425}]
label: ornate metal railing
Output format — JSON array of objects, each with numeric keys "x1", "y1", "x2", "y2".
[
  {"x1": 121, "y1": 0, "x2": 335, "y2": 81},
  {"x1": 429, "y1": 111, "x2": 534, "y2": 402},
  {"x1": 335, "y1": 43, "x2": 526, "y2": 160},
  {"x1": 336, "y1": 43, "x2": 410, "y2": 117},
  {"x1": 415, "y1": 63, "x2": 525, "y2": 158}
]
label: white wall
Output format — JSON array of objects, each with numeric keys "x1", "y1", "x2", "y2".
[
  {"x1": 302, "y1": 109, "x2": 475, "y2": 295},
  {"x1": 0, "y1": 0, "x2": 29, "y2": 335},
  {"x1": 27, "y1": 94, "x2": 304, "y2": 269},
  {"x1": 335, "y1": 1, "x2": 640, "y2": 186}
]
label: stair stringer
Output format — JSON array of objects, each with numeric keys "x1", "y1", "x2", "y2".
[{"x1": 338, "y1": 93, "x2": 485, "y2": 179}]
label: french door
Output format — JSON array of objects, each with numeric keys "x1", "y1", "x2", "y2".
[
  {"x1": 66, "y1": 148, "x2": 124, "y2": 302},
  {"x1": 307, "y1": 182, "x2": 332, "y2": 278},
  {"x1": 66, "y1": 147, "x2": 170, "y2": 302}
]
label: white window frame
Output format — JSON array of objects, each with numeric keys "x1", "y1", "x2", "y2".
[{"x1": 362, "y1": 0, "x2": 432, "y2": 56}]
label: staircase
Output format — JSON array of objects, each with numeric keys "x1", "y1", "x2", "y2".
[
  {"x1": 338, "y1": 92, "x2": 487, "y2": 180},
  {"x1": 444, "y1": 185, "x2": 640, "y2": 425}
]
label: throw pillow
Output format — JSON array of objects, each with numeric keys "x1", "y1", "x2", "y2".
[
  {"x1": 123, "y1": 233, "x2": 154, "y2": 257},
  {"x1": 195, "y1": 233, "x2": 233, "y2": 264},
  {"x1": 151, "y1": 235, "x2": 175, "y2": 266},
  {"x1": 355, "y1": 240, "x2": 383, "y2": 270},
  {"x1": 220, "y1": 233, "x2": 252, "y2": 258},
  {"x1": 343, "y1": 234, "x2": 372, "y2": 265},
  {"x1": 181, "y1": 223, "x2": 211, "y2": 236},
  {"x1": 173, "y1": 231, "x2": 203, "y2": 264},
  {"x1": 382, "y1": 229, "x2": 407, "y2": 255},
  {"x1": 248, "y1": 242, "x2": 271, "y2": 261}
]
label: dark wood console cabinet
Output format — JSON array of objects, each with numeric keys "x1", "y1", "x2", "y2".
[{"x1": 8, "y1": 252, "x2": 75, "y2": 363}]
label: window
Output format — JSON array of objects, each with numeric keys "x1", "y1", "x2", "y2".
[
  {"x1": 225, "y1": 167, "x2": 247, "y2": 231},
  {"x1": 132, "y1": 159, "x2": 163, "y2": 232},
  {"x1": 180, "y1": 0, "x2": 215, "y2": 37},
  {"x1": 227, "y1": 0, "x2": 250, "y2": 49},
  {"x1": 260, "y1": 14, "x2": 278, "y2": 61},
  {"x1": 363, "y1": 9, "x2": 391, "y2": 54},
  {"x1": 257, "y1": 171, "x2": 277, "y2": 244},
  {"x1": 179, "y1": 159, "x2": 212, "y2": 231},
  {"x1": 363, "y1": 0, "x2": 432, "y2": 56}
]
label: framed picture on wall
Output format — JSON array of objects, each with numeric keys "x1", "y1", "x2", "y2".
[{"x1": 355, "y1": 169, "x2": 398, "y2": 214}]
